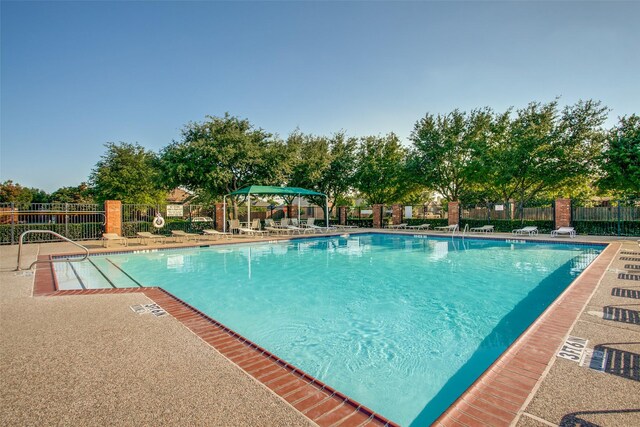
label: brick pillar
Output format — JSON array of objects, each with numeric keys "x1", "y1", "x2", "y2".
[
  {"x1": 392, "y1": 204, "x2": 402, "y2": 225},
  {"x1": 215, "y1": 203, "x2": 225, "y2": 231},
  {"x1": 104, "y1": 200, "x2": 122, "y2": 235},
  {"x1": 289, "y1": 204, "x2": 298, "y2": 219},
  {"x1": 555, "y1": 198, "x2": 571, "y2": 228},
  {"x1": 372, "y1": 204, "x2": 383, "y2": 228},
  {"x1": 448, "y1": 201, "x2": 459, "y2": 226},
  {"x1": 338, "y1": 206, "x2": 347, "y2": 225}
]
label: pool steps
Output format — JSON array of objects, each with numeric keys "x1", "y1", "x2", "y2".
[{"x1": 54, "y1": 259, "x2": 140, "y2": 290}]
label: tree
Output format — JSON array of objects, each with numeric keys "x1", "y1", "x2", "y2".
[
  {"x1": 50, "y1": 183, "x2": 95, "y2": 203},
  {"x1": 89, "y1": 142, "x2": 166, "y2": 204},
  {"x1": 598, "y1": 114, "x2": 640, "y2": 198},
  {"x1": 354, "y1": 133, "x2": 412, "y2": 205},
  {"x1": 408, "y1": 108, "x2": 494, "y2": 202},
  {"x1": 482, "y1": 100, "x2": 607, "y2": 216},
  {"x1": 0, "y1": 180, "x2": 50, "y2": 204},
  {"x1": 286, "y1": 131, "x2": 357, "y2": 213},
  {"x1": 160, "y1": 114, "x2": 286, "y2": 203}
]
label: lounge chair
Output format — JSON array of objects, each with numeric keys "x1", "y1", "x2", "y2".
[
  {"x1": 406, "y1": 223, "x2": 431, "y2": 231},
  {"x1": 434, "y1": 224, "x2": 458, "y2": 233},
  {"x1": 136, "y1": 231, "x2": 167, "y2": 244},
  {"x1": 386, "y1": 223, "x2": 408, "y2": 229},
  {"x1": 551, "y1": 226, "x2": 576, "y2": 238},
  {"x1": 237, "y1": 227, "x2": 268, "y2": 238},
  {"x1": 512, "y1": 226, "x2": 538, "y2": 235},
  {"x1": 303, "y1": 218, "x2": 337, "y2": 233},
  {"x1": 202, "y1": 229, "x2": 232, "y2": 240},
  {"x1": 171, "y1": 230, "x2": 200, "y2": 242},
  {"x1": 469, "y1": 225, "x2": 494, "y2": 233},
  {"x1": 102, "y1": 233, "x2": 128, "y2": 247}
]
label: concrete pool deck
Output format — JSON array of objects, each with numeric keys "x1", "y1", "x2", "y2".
[{"x1": 1, "y1": 232, "x2": 638, "y2": 426}]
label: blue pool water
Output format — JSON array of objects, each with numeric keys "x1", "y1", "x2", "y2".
[{"x1": 56, "y1": 234, "x2": 602, "y2": 425}]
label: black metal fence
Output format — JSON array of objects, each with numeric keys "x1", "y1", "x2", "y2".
[
  {"x1": 122, "y1": 204, "x2": 216, "y2": 237},
  {"x1": 0, "y1": 203, "x2": 105, "y2": 244},
  {"x1": 572, "y1": 200, "x2": 640, "y2": 236}
]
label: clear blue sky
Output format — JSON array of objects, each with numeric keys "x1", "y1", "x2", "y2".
[{"x1": 1, "y1": 1, "x2": 638, "y2": 192}]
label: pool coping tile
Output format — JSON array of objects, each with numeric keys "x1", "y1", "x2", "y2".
[{"x1": 31, "y1": 239, "x2": 619, "y2": 427}]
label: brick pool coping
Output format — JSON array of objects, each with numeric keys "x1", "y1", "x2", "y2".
[{"x1": 32, "y1": 236, "x2": 620, "y2": 427}]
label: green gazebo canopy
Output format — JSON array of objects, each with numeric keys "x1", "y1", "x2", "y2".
[
  {"x1": 223, "y1": 186, "x2": 329, "y2": 231},
  {"x1": 228, "y1": 185, "x2": 325, "y2": 197}
]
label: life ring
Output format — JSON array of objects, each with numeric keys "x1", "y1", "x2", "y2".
[{"x1": 153, "y1": 214, "x2": 165, "y2": 228}]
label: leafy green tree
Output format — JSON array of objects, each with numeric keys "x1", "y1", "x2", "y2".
[
  {"x1": 50, "y1": 183, "x2": 95, "y2": 203},
  {"x1": 160, "y1": 114, "x2": 286, "y2": 203},
  {"x1": 354, "y1": 133, "x2": 412, "y2": 205},
  {"x1": 482, "y1": 100, "x2": 607, "y2": 215},
  {"x1": 286, "y1": 131, "x2": 357, "y2": 213},
  {"x1": 408, "y1": 108, "x2": 494, "y2": 202},
  {"x1": 89, "y1": 142, "x2": 166, "y2": 204},
  {"x1": 0, "y1": 180, "x2": 50, "y2": 204},
  {"x1": 598, "y1": 114, "x2": 640, "y2": 198}
]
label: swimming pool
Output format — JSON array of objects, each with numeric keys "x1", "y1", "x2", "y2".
[{"x1": 54, "y1": 234, "x2": 602, "y2": 425}]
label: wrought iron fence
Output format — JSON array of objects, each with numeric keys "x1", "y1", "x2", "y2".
[
  {"x1": 572, "y1": 200, "x2": 640, "y2": 236},
  {"x1": 0, "y1": 203, "x2": 105, "y2": 244},
  {"x1": 461, "y1": 202, "x2": 553, "y2": 222},
  {"x1": 121, "y1": 204, "x2": 216, "y2": 237}
]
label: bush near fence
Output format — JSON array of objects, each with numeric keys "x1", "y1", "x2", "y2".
[
  {"x1": 573, "y1": 220, "x2": 640, "y2": 237},
  {"x1": 121, "y1": 218, "x2": 216, "y2": 237},
  {"x1": 0, "y1": 223, "x2": 104, "y2": 244},
  {"x1": 345, "y1": 218, "x2": 374, "y2": 228},
  {"x1": 406, "y1": 218, "x2": 449, "y2": 228},
  {"x1": 460, "y1": 219, "x2": 555, "y2": 233}
]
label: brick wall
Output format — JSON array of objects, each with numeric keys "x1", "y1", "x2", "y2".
[
  {"x1": 392, "y1": 204, "x2": 403, "y2": 225},
  {"x1": 215, "y1": 203, "x2": 225, "y2": 231},
  {"x1": 104, "y1": 200, "x2": 122, "y2": 235},
  {"x1": 555, "y1": 198, "x2": 571, "y2": 228},
  {"x1": 373, "y1": 204, "x2": 383, "y2": 228},
  {"x1": 339, "y1": 206, "x2": 347, "y2": 225},
  {"x1": 448, "y1": 201, "x2": 459, "y2": 226}
]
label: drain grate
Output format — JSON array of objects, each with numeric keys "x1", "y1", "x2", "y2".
[
  {"x1": 624, "y1": 264, "x2": 640, "y2": 270},
  {"x1": 603, "y1": 306, "x2": 640, "y2": 325},
  {"x1": 620, "y1": 257, "x2": 640, "y2": 262},
  {"x1": 618, "y1": 273, "x2": 640, "y2": 281},
  {"x1": 621, "y1": 251, "x2": 640, "y2": 255}
]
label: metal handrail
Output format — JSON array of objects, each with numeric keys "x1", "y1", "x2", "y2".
[{"x1": 16, "y1": 230, "x2": 90, "y2": 271}]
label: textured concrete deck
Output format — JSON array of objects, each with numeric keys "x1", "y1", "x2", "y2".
[
  {"x1": 0, "y1": 239, "x2": 313, "y2": 427},
  {"x1": 1, "y1": 232, "x2": 639, "y2": 426}
]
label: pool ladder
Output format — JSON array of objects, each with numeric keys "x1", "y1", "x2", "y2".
[{"x1": 15, "y1": 230, "x2": 89, "y2": 271}]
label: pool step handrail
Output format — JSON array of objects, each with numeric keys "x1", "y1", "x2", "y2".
[
  {"x1": 16, "y1": 230, "x2": 90, "y2": 271},
  {"x1": 462, "y1": 224, "x2": 469, "y2": 239}
]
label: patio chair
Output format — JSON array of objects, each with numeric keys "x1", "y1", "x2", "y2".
[
  {"x1": 171, "y1": 230, "x2": 200, "y2": 242},
  {"x1": 386, "y1": 223, "x2": 408, "y2": 229},
  {"x1": 238, "y1": 228, "x2": 268, "y2": 238},
  {"x1": 406, "y1": 223, "x2": 431, "y2": 231},
  {"x1": 512, "y1": 226, "x2": 538, "y2": 236},
  {"x1": 228, "y1": 219, "x2": 241, "y2": 234},
  {"x1": 102, "y1": 233, "x2": 128, "y2": 247},
  {"x1": 304, "y1": 218, "x2": 337, "y2": 233},
  {"x1": 202, "y1": 229, "x2": 232, "y2": 240},
  {"x1": 265, "y1": 226, "x2": 291, "y2": 235},
  {"x1": 469, "y1": 225, "x2": 494, "y2": 233},
  {"x1": 136, "y1": 231, "x2": 167, "y2": 245},
  {"x1": 434, "y1": 224, "x2": 458, "y2": 233},
  {"x1": 551, "y1": 226, "x2": 576, "y2": 238}
]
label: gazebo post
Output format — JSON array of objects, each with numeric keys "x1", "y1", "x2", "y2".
[
  {"x1": 297, "y1": 194, "x2": 301, "y2": 224},
  {"x1": 247, "y1": 193, "x2": 251, "y2": 227},
  {"x1": 223, "y1": 195, "x2": 227, "y2": 233},
  {"x1": 325, "y1": 195, "x2": 329, "y2": 228}
]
